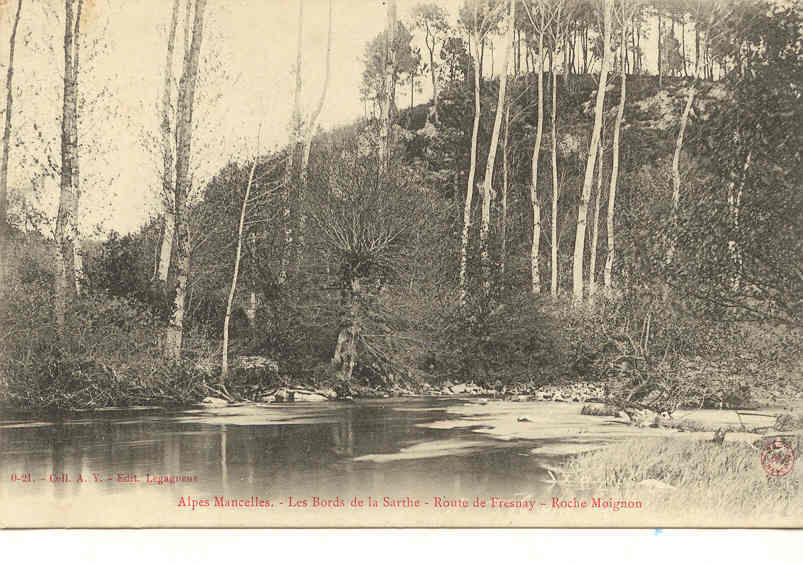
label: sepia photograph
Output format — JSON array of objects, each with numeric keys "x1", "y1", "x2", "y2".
[{"x1": 0, "y1": 0, "x2": 800, "y2": 529}]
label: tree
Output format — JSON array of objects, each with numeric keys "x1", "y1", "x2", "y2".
[
  {"x1": 164, "y1": 0, "x2": 208, "y2": 359},
  {"x1": 571, "y1": 0, "x2": 611, "y2": 303},
  {"x1": 588, "y1": 122, "x2": 604, "y2": 298},
  {"x1": 0, "y1": 0, "x2": 23, "y2": 292},
  {"x1": 221, "y1": 134, "x2": 260, "y2": 384},
  {"x1": 411, "y1": 3, "x2": 450, "y2": 124},
  {"x1": 156, "y1": 0, "x2": 182, "y2": 288},
  {"x1": 458, "y1": 0, "x2": 505, "y2": 306},
  {"x1": 667, "y1": 0, "x2": 723, "y2": 265},
  {"x1": 308, "y1": 155, "x2": 422, "y2": 385},
  {"x1": 480, "y1": 0, "x2": 515, "y2": 294},
  {"x1": 297, "y1": 0, "x2": 333, "y2": 268},
  {"x1": 380, "y1": 0, "x2": 398, "y2": 169},
  {"x1": 547, "y1": 0, "x2": 570, "y2": 298},
  {"x1": 278, "y1": 0, "x2": 306, "y2": 286},
  {"x1": 522, "y1": 0, "x2": 559, "y2": 296},
  {"x1": 603, "y1": 0, "x2": 639, "y2": 290},
  {"x1": 54, "y1": 0, "x2": 84, "y2": 333},
  {"x1": 669, "y1": 1, "x2": 802, "y2": 325},
  {"x1": 361, "y1": 19, "x2": 417, "y2": 115}
]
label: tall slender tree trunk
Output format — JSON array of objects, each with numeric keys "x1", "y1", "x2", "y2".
[
  {"x1": 55, "y1": 0, "x2": 80, "y2": 333},
  {"x1": 0, "y1": 0, "x2": 23, "y2": 292},
  {"x1": 426, "y1": 24, "x2": 439, "y2": 123},
  {"x1": 636, "y1": 18, "x2": 642, "y2": 73},
  {"x1": 681, "y1": 18, "x2": 687, "y2": 77},
  {"x1": 727, "y1": 151, "x2": 751, "y2": 291},
  {"x1": 695, "y1": 21, "x2": 700, "y2": 79},
  {"x1": 480, "y1": 0, "x2": 514, "y2": 295},
  {"x1": 500, "y1": 99, "x2": 510, "y2": 277},
  {"x1": 378, "y1": 0, "x2": 397, "y2": 170},
  {"x1": 667, "y1": 27, "x2": 699, "y2": 266},
  {"x1": 572, "y1": 0, "x2": 611, "y2": 303},
  {"x1": 165, "y1": 0, "x2": 207, "y2": 359},
  {"x1": 529, "y1": 22, "x2": 545, "y2": 296},
  {"x1": 658, "y1": 10, "x2": 663, "y2": 88},
  {"x1": 221, "y1": 152, "x2": 258, "y2": 384},
  {"x1": 279, "y1": 0, "x2": 305, "y2": 286},
  {"x1": 550, "y1": 49, "x2": 559, "y2": 298},
  {"x1": 459, "y1": 6, "x2": 482, "y2": 307},
  {"x1": 589, "y1": 127, "x2": 604, "y2": 301},
  {"x1": 70, "y1": 0, "x2": 84, "y2": 296},
  {"x1": 157, "y1": 0, "x2": 181, "y2": 285},
  {"x1": 604, "y1": 21, "x2": 627, "y2": 290},
  {"x1": 297, "y1": 0, "x2": 332, "y2": 271}
]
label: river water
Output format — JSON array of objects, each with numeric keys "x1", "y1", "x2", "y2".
[{"x1": 0, "y1": 398, "x2": 567, "y2": 527}]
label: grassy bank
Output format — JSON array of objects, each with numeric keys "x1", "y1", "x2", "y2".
[{"x1": 559, "y1": 436, "x2": 803, "y2": 521}]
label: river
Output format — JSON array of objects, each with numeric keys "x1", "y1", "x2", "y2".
[
  {"x1": 0, "y1": 397, "x2": 779, "y2": 527},
  {"x1": 0, "y1": 398, "x2": 568, "y2": 527}
]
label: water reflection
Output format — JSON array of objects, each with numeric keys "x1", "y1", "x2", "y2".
[{"x1": 0, "y1": 399, "x2": 554, "y2": 525}]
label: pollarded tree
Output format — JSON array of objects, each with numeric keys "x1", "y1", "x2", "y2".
[{"x1": 307, "y1": 153, "x2": 423, "y2": 386}]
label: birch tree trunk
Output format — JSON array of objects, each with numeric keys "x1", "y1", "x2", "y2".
[
  {"x1": 459, "y1": 15, "x2": 482, "y2": 307},
  {"x1": 54, "y1": 0, "x2": 79, "y2": 333},
  {"x1": 0, "y1": 0, "x2": 23, "y2": 291},
  {"x1": 378, "y1": 0, "x2": 397, "y2": 170},
  {"x1": 157, "y1": 0, "x2": 181, "y2": 285},
  {"x1": 589, "y1": 130, "x2": 604, "y2": 301},
  {"x1": 164, "y1": 0, "x2": 207, "y2": 360},
  {"x1": 297, "y1": 0, "x2": 332, "y2": 269},
  {"x1": 571, "y1": 0, "x2": 611, "y2": 303},
  {"x1": 279, "y1": 0, "x2": 305, "y2": 286},
  {"x1": 70, "y1": 0, "x2": 84, "y2": 296},
  {"x1": 667, "y1": 22, "x2": 699, "y2": 265},
  {"x1": 727, "y1": 151, "x2": 751, "y2": 291},
  {"x1": 550, "y1": 48, "x2": 559, "y2": 298},
  {"x1": 221, "y1": 153, "x2": 258, "y2": 384},
  {"x1": 426, "y1": 23, "x2": 439, "y2": 123},
  {"x1": 529, "y1": 22, "x2": 545, "y2": 296},
  {"x1": 480, "y1": 0, "x2": 514, "y2": 295},
  {"x1": 500, "y1": 101, "x2": 510, "y2": 277},
  {"x1": 604, "y1": 20, "x2": 627, "y2": 290}
]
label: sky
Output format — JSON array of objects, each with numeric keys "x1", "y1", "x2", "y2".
[{"x1": 0, "y1": 0, "x2": 665, "y2": 236}]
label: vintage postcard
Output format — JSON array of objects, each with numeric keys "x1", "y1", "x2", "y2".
[{"x1": 0, "y1": 0, "x2": 800, "y2": 529}]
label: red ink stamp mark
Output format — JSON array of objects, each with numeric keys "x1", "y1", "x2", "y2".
[{"x1": 760, "y1": 438, "x2": 795, "y2": 478}]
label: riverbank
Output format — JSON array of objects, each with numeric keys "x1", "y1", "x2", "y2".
[{"x1": 416, "y1": 398, "x2": 803, "y2": 525}]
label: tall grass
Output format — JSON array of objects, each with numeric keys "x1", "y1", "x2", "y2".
[{"x1": 560, "y1": 437, "x2": 802, "y2": 519}]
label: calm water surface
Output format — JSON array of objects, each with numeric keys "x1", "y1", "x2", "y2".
[{"x1": 0, "y1": 398, "x2": 562, "y2": 526}]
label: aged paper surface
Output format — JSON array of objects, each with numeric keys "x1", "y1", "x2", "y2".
[{"x1": 1, "y1": 0, "x2": 801, "y2": 529}]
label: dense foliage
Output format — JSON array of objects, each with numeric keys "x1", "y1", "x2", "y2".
[{"x1": 1, "y1": 0, "x2": 800, "y2": 411}]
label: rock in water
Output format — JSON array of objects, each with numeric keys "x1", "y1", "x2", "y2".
[
  {"x1": 273, "y1": 388, "x2": 294, "y2": 403},
  {"x1": 201, "y1": 397, "x2": 228, "y2": 408},
  {"x1": 293, "y1": 391, "x2": 328, "y2": 402}
]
